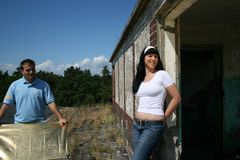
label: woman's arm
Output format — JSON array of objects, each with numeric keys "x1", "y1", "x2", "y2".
[{"x1": 164, "y1": 84, "x2": 181, "y2": 119}]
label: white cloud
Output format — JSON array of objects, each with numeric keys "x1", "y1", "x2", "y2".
[
  {"x1": 79, "y1": 58, "x2": 91, "y2": 69},
  {"x1": 0, "y1": 63, "x2": 17, "y2": 75},
  {"x1": 54, "y1": 64, "x2": 72, "y2": 75},
  {"x1": 80, "y1": 58, "x2": 91, "y2": 66},
  {"x1": 36, "y1": 60, "x2": 54, "y2": 72},
  {"x1": 0, "y1": 55, "x2": 111, "y2": 76},
  {"x1": 93, "y1": 55, "x2": 107, "y2": 66},
  {"x1": 80, "y1": 55, "x2": 111, "y2": 75}
]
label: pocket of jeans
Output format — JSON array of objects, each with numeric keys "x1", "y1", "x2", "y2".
[{"x1": 147, "y1": 125, "x2": 164, "y2": 135}]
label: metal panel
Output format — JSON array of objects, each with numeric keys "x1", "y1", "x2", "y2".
[{"x1": 0, "y1": 122, "x2": 69, "y2": 160}]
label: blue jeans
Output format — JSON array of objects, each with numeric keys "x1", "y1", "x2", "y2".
[{"x1": 132, "y1": 122, "x2": 164, "y2": 160}]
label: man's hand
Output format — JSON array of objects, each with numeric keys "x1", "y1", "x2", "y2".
[{"x1": 59, "y1": 118, "x2": 68, "y2": 127}]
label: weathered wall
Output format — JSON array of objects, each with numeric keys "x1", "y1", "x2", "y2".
[
  {"x1": 111, "y1": 1, "x2": 180, "y2": 159},
  {"x1": 113, "y1": 15, "x2": 181, "y2": 159},
  {"x1": 112, "y1": 21, "x2": 151, "y2": 127},
  {"x1": 124, "y1": 46, "x2": 134, "y2": 119},
  {"x1": 132, "y1": 25, "x2": 151, "y2": 116},
  {"x1": 119, "y1": 55, "x2": 125, "y2": 110},
  {"x1": 114, "y1": 61, "x2": 119, "y2": 104},
  {"x1": 111, "y1": 0, "x2": 164, "y2": 65}
]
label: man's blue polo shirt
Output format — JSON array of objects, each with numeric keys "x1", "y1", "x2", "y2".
[{"x1": 3, "y1": 77, "x2": 55, "y2": 123}]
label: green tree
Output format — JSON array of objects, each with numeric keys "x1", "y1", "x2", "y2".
[
  {"x1": 37, "y1": 70, "x2": 61, "y2": 92},
  {"x1": 0, "y1": 69, "x2": 19, "y2": 101},
  {"x1": 99, "y1": 65, "x2": 112, "y2": 103},
  {"x1": 0, "y1": 65, "x2": 113, "y2": 107}
]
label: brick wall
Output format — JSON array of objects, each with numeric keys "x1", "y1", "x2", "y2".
[{"x1": 150, "y1": 18, "x2": 157, "y2": 46}]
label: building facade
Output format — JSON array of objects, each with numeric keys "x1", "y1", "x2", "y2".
[{"x1": 110, "y1": 0, "x2": 240, "y2": 159}]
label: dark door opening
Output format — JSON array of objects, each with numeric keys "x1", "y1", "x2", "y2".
[{"x1": 181, "y1": 46, "x2": 223, "y2": 160}]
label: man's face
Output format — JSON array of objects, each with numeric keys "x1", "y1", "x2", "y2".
[{"x1": 21, "y1": 63, "x2": 36, "y2": 83}]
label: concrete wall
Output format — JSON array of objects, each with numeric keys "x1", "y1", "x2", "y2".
[
  {"x1": 111, "y1": 0, "x2": 181, "y2": 159},
  {"x1": 119, "y1": 56, "x2": 125, "y2": 110},
  {"x1": 124, "y1": 46, "x2": 134, "y2": 119}
]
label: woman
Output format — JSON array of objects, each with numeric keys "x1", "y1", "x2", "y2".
[{"x1": 132, "y1": 46, "x2": 181, "y2": 160}]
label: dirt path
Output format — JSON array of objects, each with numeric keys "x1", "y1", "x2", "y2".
[{"x1": 48, "y1": 105, "x2": 130, "y2": 160}]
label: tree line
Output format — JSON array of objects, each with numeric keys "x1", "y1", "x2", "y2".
[{"x1": 0, "y1": 66, "x2": 112, "y2": 107}]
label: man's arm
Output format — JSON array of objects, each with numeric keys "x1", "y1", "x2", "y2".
[
  {"x1": 48, "y1": 102, "x2": 68, "y2": 127},
  {"x1": 0, "y1": 104, "x2": 10, "y2": 124}
]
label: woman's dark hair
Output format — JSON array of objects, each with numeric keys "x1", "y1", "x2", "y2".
[{"x1": 132, "y1": 46, "x2": 164, "y2": 94}]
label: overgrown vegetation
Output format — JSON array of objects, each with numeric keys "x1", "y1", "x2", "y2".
[
  {"x1": 49, "y1": 105, "x2": 128, "y2": 160},
  {"x1": 0, "y1": 66, "x2": 112, "y2": 106}
]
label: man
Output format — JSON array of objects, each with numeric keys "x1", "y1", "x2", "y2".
[{"x1": 0, "y1": 59, "x2": 67, "y2": 126}]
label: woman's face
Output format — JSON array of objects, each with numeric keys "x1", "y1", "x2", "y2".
[{"x1": 144, "y1": 53, "x2": 158, "y2": 71}]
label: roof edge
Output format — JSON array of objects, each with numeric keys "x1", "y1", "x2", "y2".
[{"x1": 109, "y1": 0, "x2": 149, "y2": 62}]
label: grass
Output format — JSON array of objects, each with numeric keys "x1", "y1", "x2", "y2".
[{"x1": 48, "y1": 104, "x2": 128, "y2": 160}]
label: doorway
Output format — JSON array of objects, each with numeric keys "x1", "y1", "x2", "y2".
[{"x1": 181, "y1": 46, "x2": 223, "y2": 159}]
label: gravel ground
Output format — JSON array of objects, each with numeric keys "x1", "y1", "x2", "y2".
[
  {"x1": 48, "y1": 106, "x2": 130, "y2": 160},
  {"x1": 69, "y1": 122, "x2": 129, "y2": 160}
]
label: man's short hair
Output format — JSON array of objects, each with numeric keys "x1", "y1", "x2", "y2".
[{"x1": 20, "y1": 59, "x2": 35, "y2": 70}]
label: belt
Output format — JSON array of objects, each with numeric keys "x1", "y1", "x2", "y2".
[{"x1": 135, "y1": 119, "x2": 164, "y2": 126}]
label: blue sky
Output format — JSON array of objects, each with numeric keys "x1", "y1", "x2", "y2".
[{"x1": 0, "y1": 0, "x2": 137, "y2": 75}]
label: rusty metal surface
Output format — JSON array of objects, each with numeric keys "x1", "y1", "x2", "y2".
[{"x1": 0, "y1": 122, "x2": 69, "y2": 160}]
